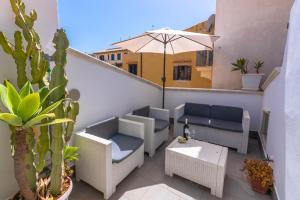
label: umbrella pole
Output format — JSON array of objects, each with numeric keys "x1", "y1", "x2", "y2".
[
  {"x1": 162, "y1": 43, "x2": 166, "y2": 109},
  {"x1": 140, "y1": 53, "x2": 143, "y2": 78}
]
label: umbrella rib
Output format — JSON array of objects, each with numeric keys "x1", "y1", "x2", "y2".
[
  {"x1": 167, "y1": 35, "x2": 175, "y2": 54},
  {"x1": 168, "y1": 36, "x2": 183, "y2": 43},
  {"x1": 166, "y1": 35, "x2": 176, "y2": 43},
  {"x1": 180, "y1": 35, "x2": 213, "y2": 49},
  {"x1": 148, "y1": 34, "x2": 164, "y2": 43},
  {"x1": 134, "y1": 34, "x2": 162, "y2": 53}
]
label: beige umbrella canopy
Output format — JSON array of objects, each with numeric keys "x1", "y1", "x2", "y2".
[{"x1": 113, "y1": 28, "x2": 219, "y2": 108}]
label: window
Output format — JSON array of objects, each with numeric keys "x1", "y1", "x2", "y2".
[
  {"x1": 111, "y1": 54, "x2": 115, "y2": 61},
  {"x1": 196, "y1": 50, "x2": 213, "y2": 66},
  {"x1": 107, "y1": 54, "x2": 110, "y2": 60},
  {"x1": 115, "y1": 63, "x2": 122, "y2": 68},
  {"x1": 173, "y1": 65, "x2": 191, "y2": 80},
  {"x1": 117, "y1": 53, "x2": 122, "y2": 60},
  {"x1": 208, "y1": 51, "x2": 213, "y2": 66},
  {"x1": 128, "y1": 64, "x2": 138, "y2": 75},
  {"x1": 99, "y1": 55, "x2": 104, "y2": 61},
  {"x1": 260, "y1": 110, "x2": 270, "y2": 148}
]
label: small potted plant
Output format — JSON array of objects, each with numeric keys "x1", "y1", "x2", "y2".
[
  {"x1": 232, "y1": 58, "x2": 264, "y2": 91},
  {"x1": 243, "y1": 159, "x2": 273, "y2": 194}
]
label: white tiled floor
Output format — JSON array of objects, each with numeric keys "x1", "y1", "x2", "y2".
[{"x1": 70, "y1": 128, "x2": 272, "y2": 200}]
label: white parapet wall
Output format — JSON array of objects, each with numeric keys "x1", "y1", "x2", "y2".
[
  {"x1": 66, "y1": 48, "x2": 162, "y2": 131},
  {"x1": 165, "y1": 87, "x2": 263, "y2": 131}
]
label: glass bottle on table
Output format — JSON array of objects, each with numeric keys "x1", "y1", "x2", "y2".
[{"x1": 183, "y1": 118, "x2": 190, "y2": 140}]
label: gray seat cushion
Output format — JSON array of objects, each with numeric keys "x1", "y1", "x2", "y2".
[
  {"x1": 110, "y1": 133, "x2": 144, "y2": 163},
  {"x1": 184, "y1": 103, "x2": 211, "y2": 117},
  {"x1": 86, "y1": 117, "x2": 118, "y2": 139},
  {"x1": 178, "y1": 115, "x2": 211, "y2": 127},
  {"x1": 154, "y1": 119, "x2": 170, "y2": 133},
  {"x1": 211, "y1": 105, "x2": 243, "y2": 123},
  {"x1": 133, "y1": 106, "x2": 150, "y2": 117},
  {"x1": 210, "y1": 119, "x2": 243, "y2": 132}
]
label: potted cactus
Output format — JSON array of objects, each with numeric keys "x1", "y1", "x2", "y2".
[
  {"x1": 232, "y1": 58, "x2": 264, "y2": 91},
  {"x1": 0, "y1": 0, "x2": 79, "y2": 199}
]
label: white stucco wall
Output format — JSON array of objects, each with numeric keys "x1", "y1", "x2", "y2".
[
  {"x1": 262, "y1": 1, "x2": 300, "y2": 199},
  {"x1": 66, "y1": 49, "x2": 161, "y2": 131},
  {"x1": 284, "y1": 1, "x2": 300, "y2": 199},
  {"x1": 213, "y1": 0, "x2": 293, "y2": 89},
  {"x1": 262, "y1": 72, "x2": 286, "y2": 199},
  {"x1": 165, "y1": 88, "x2": 263, "y2": 131},
  {"x1": 0, "y1": 0, "x2": 58, "y2": 199}
]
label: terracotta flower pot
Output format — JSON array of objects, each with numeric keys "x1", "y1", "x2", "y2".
[{"x1": 250, "y1": 179, "x2": 269, "y2": 194}]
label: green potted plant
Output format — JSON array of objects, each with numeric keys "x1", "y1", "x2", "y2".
[
  {"x1": 0, "y1": 81, "x2": 73, "y2": 200},
  {"x1": 231, "y1": 58, "x2": 264, "y2": 91},
  {"x1": 243, "y1": 159, "x2": 273, "y2": 194},
  {"x1": 0, "y1": 0, "x2": 80, "y2": 199}
]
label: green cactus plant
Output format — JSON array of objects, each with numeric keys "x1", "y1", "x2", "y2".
[
  {"x1": 49, "y1": 29, "x2": 77, "y2": 196},
  {"x1": 0, "y1": 31, "x2": 28, "y2": 88},
  {"x1": 0, "y1": 0, "x2": 49, "y2": 88}
]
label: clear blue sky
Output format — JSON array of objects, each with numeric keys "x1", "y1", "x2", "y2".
[{"x1": 58, "y1": 0, "x2": 216, "y2": 53}]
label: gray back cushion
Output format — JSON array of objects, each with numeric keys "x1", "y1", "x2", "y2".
[
  {"x1": 184, "y1": 103, "x2": 211, "y2": 117},
  {"x1": 86, "y1": 117, "x2": 119, "y2": 139},
  {"x1": 133, "y1": 106, "x2": 150, "y2": 117},
  {"x1": 211, "y1": 105, "x2": 243, "y2": 123}
]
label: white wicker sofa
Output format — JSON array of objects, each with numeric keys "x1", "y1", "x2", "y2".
[
  {"x1": 75, "y1": 117, "x2": 144, "y2": 199},
  {"x1": 174, "y1": 103, "x2": 250, "y2": 154},
  {"x1": 124, "y1": 106, "x2": 170, "y2": 157}
]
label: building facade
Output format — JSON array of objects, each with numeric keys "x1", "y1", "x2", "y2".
[
  {"x1": 213, "y1": 0, "x2": 293, "y2": 89},
  {"x1": 92, "y1": 16, "x2": 215, "y2": 88}
]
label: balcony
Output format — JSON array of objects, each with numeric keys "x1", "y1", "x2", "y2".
[
  {"x1": 70, "y1": 128, "x2": 270, "y2": 200},
  {"x1": 65, "y1": 48, "x2": 270, "y2": 200}
]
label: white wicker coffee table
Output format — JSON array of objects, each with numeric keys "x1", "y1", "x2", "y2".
[{"x1": 165, "y1": 137, "x2": 228, "y2": 198}]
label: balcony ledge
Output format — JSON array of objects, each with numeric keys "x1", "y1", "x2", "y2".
[{"x1": 166, "y1": 87, "x2": 264, "y2": 95}]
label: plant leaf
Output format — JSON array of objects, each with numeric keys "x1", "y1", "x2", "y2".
[
  {"x1": 19, "y1": 81, "x2": 32, "y2": 98},
  {"x1": 24, "y1": 113, "x2": 55, "y2": 128},
  {"x1": 64, "y1": 146, "x2": 79, "y2": 162},
  {"x1": 0, "y1": 84, "x2": 13, "y2": 113},
  {"x1": 40, "y1": 86, "x2": 60, "y2": 105},
  {"x1": 6, "y1": 81, "x2": 21, "y2": 114},
  {"x1": 0, "y1": 113, "x2": 22, "y2": 126},
  {"x1": 37, "y1": 118, "x2": 74, "y2": 127},
  {"x1": 39, "y1": 86, "x2": 49, "y2": 103},
  {"x1": 39, "y1": 100, "x2": 63, "y2": 115},
  {"x1": 17, "y1": 93, "x2": 40, "y2": 122}
]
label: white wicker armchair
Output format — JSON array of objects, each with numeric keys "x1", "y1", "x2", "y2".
[
  {"x1": 75, "y1": 117, "x2": 144, "y2": 199},
  {"x1": 124, "y1": 106, "x2": 170, "y2": 157}
]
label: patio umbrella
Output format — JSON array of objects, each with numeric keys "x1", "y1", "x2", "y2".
[{"x1": 113, "y1": 28, "x2": 219, "y2": 108}]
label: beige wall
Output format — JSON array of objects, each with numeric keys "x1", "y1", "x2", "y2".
[
  {"x1": 213, "y1": 0, "x2": 293, "y2": 89},
  {"x1": 93, "y1": 50, "x2": 213, "y2": 89}
]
